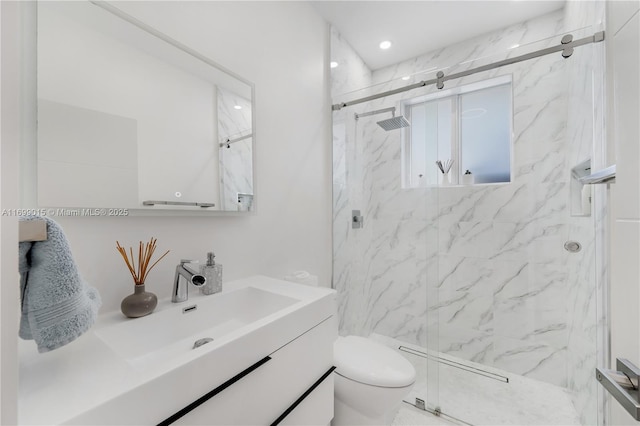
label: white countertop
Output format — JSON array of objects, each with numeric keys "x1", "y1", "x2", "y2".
[{"x1": 18, "y1": 275, "x2": 335, "y2": 425}]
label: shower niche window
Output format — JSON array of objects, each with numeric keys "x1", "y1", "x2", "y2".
[{"x1": 404, "y1": 76, "x2": 513, "y2": 187}]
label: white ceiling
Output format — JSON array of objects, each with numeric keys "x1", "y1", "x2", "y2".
[{"x1": 310, "y1": 1, "x2": 565, "y2": 70}]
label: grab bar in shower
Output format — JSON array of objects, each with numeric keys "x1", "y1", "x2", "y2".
[
  {"x1": 579, "y1": 164, "x2": 616, "y2": 184},
  {"x1": 596, "y1": 358, "x2": 640, "y2": 420}
]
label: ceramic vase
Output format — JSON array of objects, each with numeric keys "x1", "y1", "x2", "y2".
[
  {"x1": 121, "y1": 284, "x2": 157, "y2": 318},
  {"x1": 441, "y1": 172, "x2": 451, "y2": 186}
]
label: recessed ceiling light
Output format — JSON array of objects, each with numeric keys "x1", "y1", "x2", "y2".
[
  {"x1": 234, "y1": 105, "x2": 242, "y2": 110},
  {"x1": 510, "y1": 44, "x2": 520, "y2": 49},
  {"x1": 330, "y1": 61, "x2": 339, "y2": 69},
  {"x1": 379, "y1": 40, "x2": 392, "y2": 50},
  {"x1": 401, "y1": 76, "x2": 411, "y2": 81}
]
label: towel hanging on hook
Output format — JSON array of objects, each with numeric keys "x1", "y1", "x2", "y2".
[{"x1": 18, "y1": 216, "x2": 101, "y2": 353}]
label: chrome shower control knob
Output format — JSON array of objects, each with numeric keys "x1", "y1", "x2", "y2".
[{"x1": 352, "y1": 210, "x2": 363, "y2": 229}]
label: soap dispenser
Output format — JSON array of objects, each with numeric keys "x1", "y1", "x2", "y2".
[{"x1": 200, "y1": 252, "x2": 222, "y2": 295}]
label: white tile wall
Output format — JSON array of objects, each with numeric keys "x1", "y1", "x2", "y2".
[
  {"x1": 607, "y1": 2, "x2": 640, "y2": 424},
  {"x1": 611, "y1": 12, "x2": 640, "y2": 220}
]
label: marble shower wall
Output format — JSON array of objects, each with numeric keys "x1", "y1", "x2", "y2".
[
  {"x1": 218, "y1": 87, "x2": 253, "y2": 210},
  {"x1": 331, "y1": 26, "x2": 375, "y2": 336},
  {"x1": 332, "y1": 6, "x2": 603, "y2": 397}
]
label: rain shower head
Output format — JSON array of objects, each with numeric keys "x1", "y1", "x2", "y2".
[
  {"x1": 354, "y1": 106, "x2": 410, "y2": 131},
  {"x1": 377, "y1": 115, "x2": 410, "y2": 131}
]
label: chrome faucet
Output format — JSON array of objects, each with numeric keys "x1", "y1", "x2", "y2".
[{"x1": 172, "y1": 259, "x2": 206, "y2": 303}]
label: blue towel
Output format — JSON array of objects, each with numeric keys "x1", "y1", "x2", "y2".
[{"x1": 19, "y1": 216, "x2": 101, "y2": 353}]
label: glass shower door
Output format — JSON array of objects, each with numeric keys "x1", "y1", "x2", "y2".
[
  {"x1": 331, "y1": 88, "x2": 443, "y2": 421},
  {"x1": 395, "y1": 96, "x2": 444, "y2": 419},
  {"x1": 424, "y1": 32, "x2": 603, "y2": 426}
]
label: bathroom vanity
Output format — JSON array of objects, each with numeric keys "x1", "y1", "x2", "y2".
[{"x1": 18, "y1": 276, "x2": 337, "y2": 425}]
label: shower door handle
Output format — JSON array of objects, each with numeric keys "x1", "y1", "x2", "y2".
[{"x1": 596, "y1": 358, "x2": 640, "y2": 420}]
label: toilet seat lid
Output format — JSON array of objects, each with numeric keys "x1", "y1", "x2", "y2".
[{"x1": 334, "y1": 336, "x2": 416, "y2": 388}]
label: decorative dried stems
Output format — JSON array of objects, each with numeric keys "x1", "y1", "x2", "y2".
[
  {"x1": 436, "y1": 159, "x2": 454, "y2": 174},
  {"x1": 116, "y1": 238, "x2": 170, "y2": 285}
]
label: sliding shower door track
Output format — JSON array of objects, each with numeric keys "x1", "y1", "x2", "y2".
[
  {"x1": 399, "y1": 346, "x2": 510, "y2": 383},
  {"x1": 402, "y1": 400, "x2": 474, "y2": 426}
]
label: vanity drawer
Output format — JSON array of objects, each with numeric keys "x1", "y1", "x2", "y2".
[
  {"x1": 166, "y1": 315, "x2": 336, "y2": 425},
  {"x1": 277, "y1": 370, "x2": 334, "y2": 426}
]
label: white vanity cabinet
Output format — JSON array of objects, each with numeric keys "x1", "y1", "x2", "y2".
[
  {"x1": 20, "y1": 277, "x2": 336, "y2": 426},
  {"x1": 166, "y1": 315, "x2": 337, "y2": 425}
]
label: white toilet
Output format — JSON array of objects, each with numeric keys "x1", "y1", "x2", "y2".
[{"x1": 332, "y1": 336, "x2": 416, "y2": 426}]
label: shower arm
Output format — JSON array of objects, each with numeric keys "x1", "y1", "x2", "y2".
[
  {"x1": 354, "y1": 107, "x2": 396, "y2": 120},
  {"x1": 354, "y1": 106, "x2": 410, "y2": 131}
]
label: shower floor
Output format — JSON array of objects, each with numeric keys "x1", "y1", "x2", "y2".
[{"x1": 372, "y1": 334, "x2": 582, "y2": 426}]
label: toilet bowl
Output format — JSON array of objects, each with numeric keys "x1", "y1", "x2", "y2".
[{"x1": 332, "y1": 336, "x2": 416, "y2": 426}]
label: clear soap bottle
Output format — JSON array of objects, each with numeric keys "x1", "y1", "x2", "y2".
[{"x1": 200, "y1": 252, "x2": 222, "y2": 295}]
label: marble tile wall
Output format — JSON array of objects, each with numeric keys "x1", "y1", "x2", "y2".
[
  {"x1": 218, "y1": 87, "x2": 253, "y2": 210},
  {"x1": 330, "y1": 27, "x2": 372, "y2": 100},
  {"x1": 331, "y1": 5, "x2": 604, "y2": 411},
  {"x1": 331, "y1": 27, "x2": 375, "y2": 336}
]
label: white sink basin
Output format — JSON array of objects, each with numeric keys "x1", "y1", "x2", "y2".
[{"x1": 94, "y1": 286, "x2": 299, "y2": 368}]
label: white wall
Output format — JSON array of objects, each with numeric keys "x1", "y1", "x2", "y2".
[
  {"x1": 1, "y1": 2, "x2": 26, "y2": 422},
  {"x1": 49, "y1": 0, "x2": 333, "y2": 312},
  {"x1": 1, "y1": 3, "x2": 331, "y2": 418},
  {"x1": 607, "y1": 1, "x2": 640, "y2": 424}
]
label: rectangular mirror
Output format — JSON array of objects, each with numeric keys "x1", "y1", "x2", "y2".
[{"x1": 34, "y1": 1, "x2": 255, "y2": 213}]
